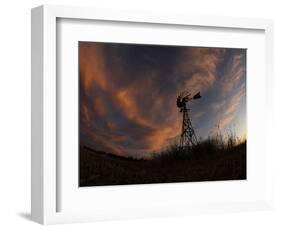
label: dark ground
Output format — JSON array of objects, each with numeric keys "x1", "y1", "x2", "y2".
[{"x1": 79, "y1": 142, "x2": 246, "y2": 187}]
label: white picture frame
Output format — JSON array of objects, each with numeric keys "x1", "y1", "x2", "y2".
[{"x1": 31, "y1": 5, "x2": 274, "y2": 225}]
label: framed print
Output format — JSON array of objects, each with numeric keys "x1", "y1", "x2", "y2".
[{"x1": 31, "y1": 5, "x2": 274, "y2": 225}]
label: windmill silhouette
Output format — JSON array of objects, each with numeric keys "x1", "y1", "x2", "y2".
[{"x1": 176, "y1": 91, "x2": 201, "y2": 150}]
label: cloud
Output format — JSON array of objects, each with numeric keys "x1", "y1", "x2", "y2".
[
  {"x1": 216, "y1": 84, "x2": 246, "y2": 131},
  {"x1": 208, "y1": 51, "x2": 246, "y2": 134},
  {"x1": 179, "y1": 48, "x2": 226, "y2": 94},
  {"x1": 144, "y1": 125, "x2": 180, "y2": 151},
  {"x1": 79, "y1": 42, "x2": 246, "y2": 158},
  {"x1": 79, "y1": 43, "x2": 110, "y2": 93},
  {"x1": 90, "y1": 131, "x2": 125, "y2": 157},
  {"x1": 115, "y1": 86, "x2": 153, "y2": 128},
  {"x1": 211, "y1": 100, "x2": 226, "y2": 111},
  {"x1": 221, "y1": 53, "x2": 246, "y2": 95}
]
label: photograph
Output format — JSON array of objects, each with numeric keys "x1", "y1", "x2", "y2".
[{"x1": 79, "y1": 41, "x2": 247, "y2": 187}]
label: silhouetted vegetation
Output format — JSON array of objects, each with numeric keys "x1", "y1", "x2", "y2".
[
  {"x1": 154, "y1": 131, "x2": 245, "y2": 161},
  {"x1": 79, "y1": 134, "x2": 246, "y2": 187}
]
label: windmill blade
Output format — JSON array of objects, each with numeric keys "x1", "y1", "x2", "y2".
[{"x1": 179, "y1": 90, "x2": 191, "y2": 99}]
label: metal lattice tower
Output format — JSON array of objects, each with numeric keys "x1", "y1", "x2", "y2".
[{"x1": 176, "y1": 91, "x2": 201, "y2": 150}]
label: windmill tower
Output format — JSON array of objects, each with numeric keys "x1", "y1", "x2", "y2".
[{"x1": 176, "y1": 91, "x2": 201, "y2": 150}]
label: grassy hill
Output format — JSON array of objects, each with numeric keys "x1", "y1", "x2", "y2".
[{"x1": 79, "y1": 141, "x2": 246, "y2": 187}]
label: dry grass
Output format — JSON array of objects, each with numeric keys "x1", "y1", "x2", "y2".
[{"x1": 79, "y1": 133, "x2": 246, "y2": 187}]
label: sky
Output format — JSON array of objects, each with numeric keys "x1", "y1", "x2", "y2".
[{"x1": 79, "y1": 42, "x2": 246, "y2": 158}]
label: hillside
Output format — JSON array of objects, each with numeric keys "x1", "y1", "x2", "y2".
[{"x1": 79, "y1": 142, "x2": 246, "y2": 187}]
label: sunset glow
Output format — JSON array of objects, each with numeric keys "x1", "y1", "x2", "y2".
[{"x1": 79, "y1": 42, "x2": 246, "y2": 158}]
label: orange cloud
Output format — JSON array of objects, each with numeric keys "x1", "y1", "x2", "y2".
[
  {"x1": 106, "y1": 121, "x2": 117, "y2": 130},
  {"x1": 79, "y1": 42, "x2": 110, "y2": 94},
  {"x1": 179, "y1": 48, "x2": 226, "y2": 95},
  {"x1": 81, "y1": 103, "x2": 91, "y2": 124},
  {"x1": 145, "y1": 125, "x2": 181, "y2": 151},
  {"x1": 93, "y1": 97, "x2": 107, "y2": 117},
  {"x1": 88, "y1": 131, "x2": 126, "y2": 157},
  {"x1": 115, "y1": 87, "x2": 152, "y2": 127}
]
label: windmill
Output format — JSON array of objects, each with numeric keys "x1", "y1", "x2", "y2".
[{"x1": 176, "y1": 91, "x2": 201, "y2": 150}]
